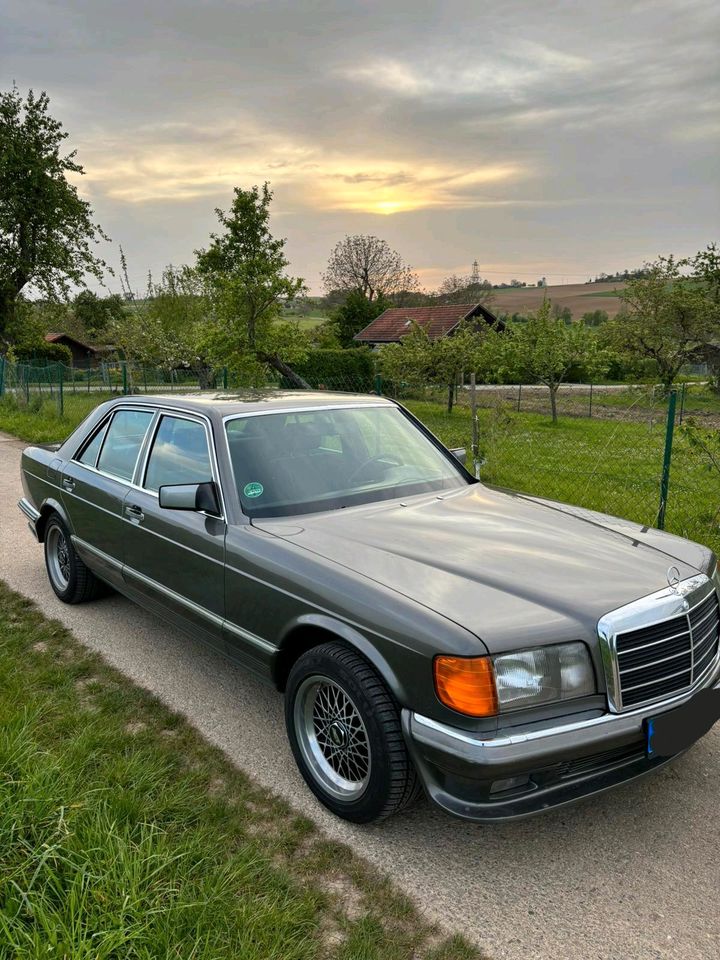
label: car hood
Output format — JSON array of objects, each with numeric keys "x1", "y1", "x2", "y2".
[{"x1": 257, "y1": 484, "x2": 714, "y2": 653}]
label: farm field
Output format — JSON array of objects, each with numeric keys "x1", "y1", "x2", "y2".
[{"x1": 490, "y1": 280, "x2": 626, "y2": 318}]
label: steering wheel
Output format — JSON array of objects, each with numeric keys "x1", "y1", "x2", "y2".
[{"x1": 348, "y1": 454, "x2": 402, "y2": 484}]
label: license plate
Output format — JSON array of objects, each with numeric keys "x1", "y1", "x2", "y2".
[{"x1": 646, "y1": 688, "x2": 720, "y2": 757}]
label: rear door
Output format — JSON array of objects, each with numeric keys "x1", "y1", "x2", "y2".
[
  {"x1": 61, "y1": 407, "x2": 155, "y2": 588},
  {"x1": 121, "y1": 412, "x2": 226, "y2": 649}
]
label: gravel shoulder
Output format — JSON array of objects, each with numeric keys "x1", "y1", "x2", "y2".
[{"x1": 1, "y1": 432, "x2": 718, "y2": 960}]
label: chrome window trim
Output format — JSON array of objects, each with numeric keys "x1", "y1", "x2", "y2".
[
  {"x1": 70, "y1": 401, "x2": 227, "y2": 521},
  {"x1": 136, "y1": 409, "x2": 226, "y2": 520},
  {"x1": 222, "y1": 402, "x2": 392, "y2": 424},
  {"x1": 74, "y1": 414, "x2": 113, "y2": 468},
  {"x1": 598, "y1": 574, "x2": 718, "y2": 713},
  {"x1": 93, "y1": 407, "x2": 156, "y2": 485}
]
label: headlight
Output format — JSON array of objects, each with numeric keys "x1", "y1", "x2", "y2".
[
  {"x1": 433, "y1": 642, "x2": 595, "y2": 717},
  {"x1": 493, "y1": 642, "x2": 595, "y2": 712}
]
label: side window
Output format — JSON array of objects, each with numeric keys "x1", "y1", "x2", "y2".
[
  {"x1": 144, "y1": 416, "x2": 212, "y2": 493},
  {"x1": 76, "y1": 420, "x2": 109, "y2": 468},
  {"x1": 96, "y1": 410, "x2": 154, "y2": 481}
]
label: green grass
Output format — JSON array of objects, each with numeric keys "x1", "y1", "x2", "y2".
[
  {"x1": 0, "y1": 582, "x2": 481, "y2": 960},
  {"x1": 0, "y1": 393, "x2": 114, "y2": 445},
  {"x1": 405, "y1": 400, "x2": 719, "y2": 557}
]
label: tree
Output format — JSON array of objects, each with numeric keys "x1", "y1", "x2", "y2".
[
  {"x1": 108, "y1": 265, "x2": 223, "y2": 388},
  {"x1": 499, "y1": 301, "x2": 609, "y2": 422},
  {"x1": 435, "y1": 273, "x2": 494, "y2": 307},
  {"x1": 322, "y1": 235, "x2": 418, "y2": 302},
  {"x1": 73, "y1": 290, "x2": 125, "y2": 340},
  {"x1": 0, "y1": 86, "x2": 108, "y2": 347},
  {"x1": 581, "y1": 309, "x2": 608, "y2": 327},
  {"x1": 380, "y1": 321, "x2": 499, "y2": 413},
  {"x1": 326, "y1": 290, "x2": 391, "y2": 348},
  {"x1": 195, "y1": 184, "x2": 310, "y2": 387},
  {"x1": 552, "y1": 304, "x2": 573, "y2": 324},
  {"x1": 605, "y1": 255, "x2": 717, "y2": 389}
]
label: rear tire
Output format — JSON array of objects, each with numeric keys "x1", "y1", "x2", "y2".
[
  {"x1": 44, "y1": 515, "x2": 103, "y2": 604},
  {"x1": 285, "y1": 642, "x2": 421, "y2": 823}
]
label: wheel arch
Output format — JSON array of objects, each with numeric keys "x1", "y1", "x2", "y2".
[
  {"x1": 37, "y1": 497, "x2": 72, "y2": 543},
  {"x1": 273, "y1": 613, "x2": 404, "y2": 701}
]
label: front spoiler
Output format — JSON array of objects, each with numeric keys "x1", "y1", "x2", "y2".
[{"x1": 403, "y1": 665, "x2": 720, "y2": 822}]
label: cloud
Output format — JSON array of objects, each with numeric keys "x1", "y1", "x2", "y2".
[
  {"x1": 2, "y1": 0, "x2": 717, "y2": 293},
  {"x1": 74, "y1": 116, "x2": 525, "y2": 214}
]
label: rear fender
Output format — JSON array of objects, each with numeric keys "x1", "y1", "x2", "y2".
[{"x1": 37, "y1": 497, "x2": 73, "y2": 542}]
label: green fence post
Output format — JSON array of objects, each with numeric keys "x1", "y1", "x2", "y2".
[
  {"x1": 0, "y1": 356, "x2": 5, "y2": 398},
  {"x1": 374, "y1": 373, "x2": 383, "y2": 396},
  {"x1": 657, "y1": 389, "x2": 677, "y2": 530},
  {"x1": 678, "y1": 381, "x2": 687, "y2": 425},
  {"x1": 517, "y1": 384, "x2": 522, "y2": 412},
  {"x1": 122, "y1": 362, "x2": 128, "y2": 395},
  {"x1": 222, "y1": 367, "x2": 228, "y2": 390},
  {"x1": 588, "y1": 382, "x2": 593, "y2": 418},
  {"x1": 58, "y1": 364, "x2": 64, "y2": 417}
]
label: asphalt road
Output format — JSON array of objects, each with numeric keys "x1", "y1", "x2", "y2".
[{"x1": 2, "y1": 432, "x2": 719, "y2": 960}]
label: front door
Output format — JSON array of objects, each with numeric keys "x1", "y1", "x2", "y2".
[
  {"x1": 61, "y1": 408, "x2": 155, "y2": 588},
  {"x1": 121, "y1": 412, "x2": 226, "y2": 648}
]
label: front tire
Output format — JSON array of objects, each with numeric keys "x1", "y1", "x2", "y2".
[
  {"x1": 44, "y1": 515, "x2": 103, "y2": 604},
  {"x1": 285, "y1": 642, "x2": 420, "y2": 823}
]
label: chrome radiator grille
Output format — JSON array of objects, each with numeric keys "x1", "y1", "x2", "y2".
[{"x1": 599, "y1": 575, "x2": 720, "y2": 712}]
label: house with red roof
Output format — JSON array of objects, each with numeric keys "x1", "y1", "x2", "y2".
[{"x1": 353, "y1": 302, "x2": 502, "y2": 347}]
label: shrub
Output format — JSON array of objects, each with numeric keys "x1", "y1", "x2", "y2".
[{"x1": 287, "y1": 348, "x2": 376, "y2": 391}]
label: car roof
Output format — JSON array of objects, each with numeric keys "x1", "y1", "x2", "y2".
[{"x1": 114, "y1": 390, "x2": 394, "y2": 417}]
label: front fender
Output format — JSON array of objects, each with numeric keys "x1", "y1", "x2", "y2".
[{"x1": 276, "y1": 612, "x2": 407, "y2": 704}]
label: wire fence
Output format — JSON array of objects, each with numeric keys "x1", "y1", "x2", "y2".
[{"x1": 1, "y1": 358, "x2": 718, "y2": 558}]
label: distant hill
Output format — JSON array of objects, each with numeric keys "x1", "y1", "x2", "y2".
[{"x1": 490, "y1": 281, "x2": 626, "y2": 320}]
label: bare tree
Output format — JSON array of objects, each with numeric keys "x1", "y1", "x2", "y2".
[
  {"x1": 435, "y1": 273, "x2": 494, "y2": 306},
  {"x1": 322, "y1": 235, "x2": 418, "y2": 302}
]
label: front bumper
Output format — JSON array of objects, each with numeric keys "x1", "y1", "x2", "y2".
[{"x1": 403, "y1": 664, "x2": 720, "y2": 822}]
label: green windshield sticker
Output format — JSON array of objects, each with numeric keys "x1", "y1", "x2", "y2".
[{"x1": 243, "y1": 481, "x2": 264, "y2": 499}]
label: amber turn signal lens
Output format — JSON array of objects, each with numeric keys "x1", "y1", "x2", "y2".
[{"x1": 433, "y1": 656, "x2": 498, "y2": 717}]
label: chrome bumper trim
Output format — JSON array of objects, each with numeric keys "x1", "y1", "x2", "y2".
[
  {"x1": 18, "y1": 497, "x2": 41, "y2": 524},
  {"x1": 411, "y1": 658, "x2": 720, "y2": 751}
]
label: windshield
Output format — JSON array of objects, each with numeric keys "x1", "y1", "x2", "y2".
[{"x1": 225, "y1": 405, "x2": 469, "y2": 517}]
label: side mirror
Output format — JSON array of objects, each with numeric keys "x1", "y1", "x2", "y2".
[
  {"x1": 158, "y1": 481, "x2": 221, "y2": 516},
  {"x1": 449, "y1": 447, "x2": 467, "y2": 466}
]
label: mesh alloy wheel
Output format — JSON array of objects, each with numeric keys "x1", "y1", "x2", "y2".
[
  {"x1": 293, "y1": 675, "x2": 371, "y2": 800},
  {"x1": 43, "y1": 515, "x2": 104, "y2": 604},
  {"x1": 285, "y1": 642, "x2": 421, "y2": 823},
  {"x1": 46, "y1": 523, "x2": 71, "y2": 593}
]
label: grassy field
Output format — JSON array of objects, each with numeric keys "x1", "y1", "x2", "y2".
[
  {"x1": 404, "y1": 400, "x2": 719, "y2": 558},
  {"x1": 0, "y1": 581, "x2": 478, "y2": 960},
  {"x1": 2, "y1": 388, "x2": 717, "y2": 557}
]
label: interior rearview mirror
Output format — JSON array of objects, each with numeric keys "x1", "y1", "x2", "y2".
[{"x1": 158, "y1": 481, "x2": 220, "y2": 515}]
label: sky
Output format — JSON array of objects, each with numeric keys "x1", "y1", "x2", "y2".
[{"x1": 2, "y1": 0, "x2": 719, "y2": 295}]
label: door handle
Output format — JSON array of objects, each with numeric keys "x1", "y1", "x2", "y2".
[
  {"x1": 125, "y1": 503, "x2": 144, "y2": 523},
  {"x1": 62, "y1": 477, "x2": 75, "y2": 492}
]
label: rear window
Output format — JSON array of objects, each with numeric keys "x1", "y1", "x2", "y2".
[
  {"x1": 76, "y1": 420, "x2": 109, "y2": 468},
  {"x1": 96, "y1": 410, "x2": 154, "y2": 481}
]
